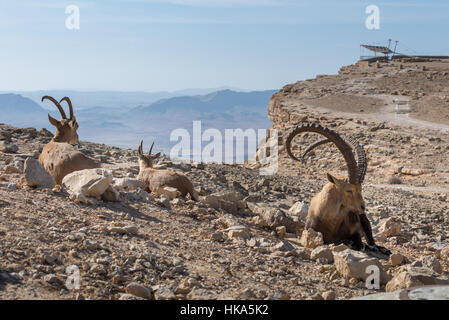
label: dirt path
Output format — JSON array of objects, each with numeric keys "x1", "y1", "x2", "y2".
[{"x1": 371, "y1": 183, "x2": 449, "y2": 195}]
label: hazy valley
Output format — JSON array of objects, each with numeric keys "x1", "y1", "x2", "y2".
[{"x1": 0, "y1": 89, "x2": 276, "y2": 159}]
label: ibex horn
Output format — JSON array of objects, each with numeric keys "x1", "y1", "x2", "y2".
[
  {"x1": 41, "y1": 96, "x2": 67, "y2": 119},
  {"x1": 285, "y1": 123, "x2": 359, "y2": 185},
  {"x1": 59, "y1": 97, "x2": 74, "y2": 120}
]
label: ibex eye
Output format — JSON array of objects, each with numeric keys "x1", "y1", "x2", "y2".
[{"x1": 346, "y1": 190, "x2": 353, "y2": 194}]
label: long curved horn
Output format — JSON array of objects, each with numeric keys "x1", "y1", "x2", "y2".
[
  {"x1": 138, "y1": 140, "x2": 144, "y2": 155},
  {"x1": 285, "y1": 123, "x2": 359, "y2": 184},
  {"x1": 301, "y1": 137, "x2": 367, "y2": 183},
  {"x1": 59, "y1": 97, "x2": 74, "y2": 119},
  {"x1": 301, "y1": 138, "x2": 331, "y2": 162},
  {"x1": 148, "y1": 142, "x2": 154, "y2": 155},
  {"x1": 347, "y1": 137, "x2": 367, "y2": 183},
  {"x1": 41, "y1": 96, "x2": 67, "y2": 119}
]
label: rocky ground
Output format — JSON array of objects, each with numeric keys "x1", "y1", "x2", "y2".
[{"x1": 1, "y1": 58, "x2": 449, "y2": 300}]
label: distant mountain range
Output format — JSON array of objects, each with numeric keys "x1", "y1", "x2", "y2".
[
  {"x1": 0, "y1": 89, "x2": 278, "y2": 160},
  {"x1": 2, "y1": 87, "x2": 244, "y2": 110},
  {"x1": 0, "y1": 93, "x2": 48, "y2": 127}
]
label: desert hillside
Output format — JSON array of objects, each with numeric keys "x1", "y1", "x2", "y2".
[{"x1": 1, "y1": 58, "x2": 449, "y2": 300}]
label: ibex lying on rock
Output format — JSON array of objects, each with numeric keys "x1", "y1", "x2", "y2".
[
  {"x1": 285, "y1": 123, "x2": 390, "y2": 256},
  {"x1": 136, "y1": 141, "x2": 199, "y2": 201},
  {"x1": 38, "y1": 96, "x2": 100, "y2": 185}
]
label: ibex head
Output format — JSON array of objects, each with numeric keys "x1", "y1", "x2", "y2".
[
  {"x1": 325, "y1": 173, "x2": 365, "y2": 215},
  {"x1": 42, "y1": 96, "x2": 79, "y2": 144},
  {"x1": 137, "y1": 140, "x2": 161, "y2": 169},
  {"x1": 285, "y1": 123, "x2": 367, "y2": 214}
]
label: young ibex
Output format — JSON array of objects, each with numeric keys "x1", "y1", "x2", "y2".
[
  {"x1": 136, "y1": 141, "x2": 199, "y2": 201},
  {"x1": 285, "y1": 123, "x2": 390, "y2": 256},
  {"x1": 38, "y1": 96, "x2": 100, "y2": 185}
]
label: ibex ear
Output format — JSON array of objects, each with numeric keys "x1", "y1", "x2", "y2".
[
  {"x1": 48, "y1": 114, "x2": 60, "y2": 128},
  {"x1": 152, "y1": 151, "x2": 162, "y2": 159},
  {"x1": 327, "y1": 173, "x2": 338, "y2": 184}
]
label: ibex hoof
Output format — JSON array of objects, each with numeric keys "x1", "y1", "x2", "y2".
[{"x1": 364, "y1": 244, "x2": 392, "y2": 256}]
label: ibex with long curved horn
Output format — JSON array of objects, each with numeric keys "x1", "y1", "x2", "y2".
[
  {"x1": 38, "y1": 96, "x2": 100, "y2": 185},
  {"x1": 285, "y1": 123, "x2": 390, "y2": 256},
  {"x1": 136, "y1": 140, "x2": 199, "y2": 201}
]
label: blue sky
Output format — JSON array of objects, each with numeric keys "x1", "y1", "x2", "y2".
[{"x1": 1, "y1": 0, "x2": 448, "y2": 92}]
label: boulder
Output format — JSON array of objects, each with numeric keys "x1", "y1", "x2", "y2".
[
  {"x1": 112, "y1": 178, "x2": 147, "y2": 191},
  {"x1": 288, "y1": 201, "x2": 309, "y2": 221},
  {"x1": 334, "y1": 249, "x2": 391, "y2": 285},
  {"x1": 156, "y1": 186, "x2": 181, "y2": 200},
  {"x1": 102, "y1": 186, "x2": 120, "y2": 202},
  {"x1": 24, "y1": 158, "x2": 55, "y2": 188},
  {"x1": 311, "y1": 246, "x2": 334, "y2": 263},
  {"x1": 201, "y1": 191, "x2": 242, "y2": 214},
  {"x1": 247, "y1": 202, "x2": 298, "y2": 233},
  {"x1": 62, "y1": 168, "x2": 113, "y2": 199},
  {"x1": 386, "y1": 266, "x2": 449, "y2": 292},
  {"x1": 299, "y1": 229, "x2": 324, "y2": 249}
]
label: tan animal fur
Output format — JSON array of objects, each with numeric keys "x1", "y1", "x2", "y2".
[
  {"x1": 136, "y1": 141, "x2": 199, "y2": 201},
  {"x1": 38, "y1": 96, "x2": 100, "y2": 185},
  {"x1": 285, "y1": 123, "x2": 390, "y2": 255}
]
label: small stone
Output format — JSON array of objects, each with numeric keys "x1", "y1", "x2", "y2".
[
  {"x1": 154, "y1": 286, "x2": 177, "y2": 300},
  {"x1": 7, "y1": 183, "x2": 16, "y2": 190},
  {"x1": 75, "y1": 293, "x2": 85, "y2": 300},
  {"x1": 0, "y1": 141, "x2": 18, "y2": 153},
  {"x1": 331, "y1": 244, "x2": 349, "y2": 253},
  {"x1": 322, "y1": 291, "x2": 336, "y2": 300},
  {"x1": 440, "y1": 247, "x2": 449, "y2": 261},
  {"x1": 107, "y1": 225, "x2": 138, "y2": 236},
  {"x1": 126, "y1": 282, "x2": 153, "y2": 300},
  {"x1": 227, "y1": 226, "x2": 251, "y2": 240},
  {"x1": 157, "y1": 197, "x2": 171, "y2": 208},
  {"x1": 43, "y1": 274, "x2": 63, "y2": 286},
  {"x1": 276, "y1": 226, "x2": 286, "y2": 238},
  {"x1": 136, "y1": 188, "x2": 153, "y2": 202},
  {"x1": 420, "y1": 256, "x2": 443, "y2": 274},
  {"x1": 379, "y1": 217, "x2": 401, "y2": 237},
  {"x1": 309, "y1": 293, "x2": 323, "y2": 300},
  {"x1": 119, "y1": 293, "x2": 145, "y2": 300},
  {"x1": 187, "y1": 288, "x2": 217, "y2": 300},
  {"x1": 272, "y1": 240, "x2": 294, "y2": 252},
  {"x1": 159, "y1": 186, "x2": 181, "y2": 200},
  {"x1": 389, "y1": 253, "x2": 405, "y2": 267},
  {"x1": 266, "y1": 291, "x2": 290, "y2": 300},
  {"x1": 2, "y1": 165, "x2": 21, "y2": 174},
  {"x1": 211, "y1": 232, "x2": 225, "y2": 242}
]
